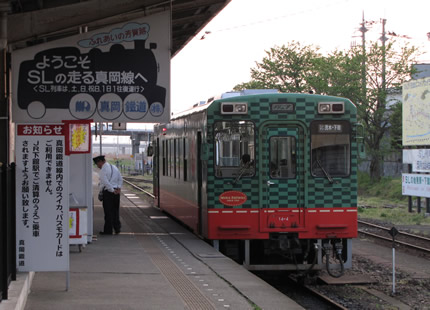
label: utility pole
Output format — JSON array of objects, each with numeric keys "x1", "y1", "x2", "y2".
[
  {"x1": 381, "y1": 18, "x2": 387, "y2": 92},
  {"x1": 358, "y1": 12, "x2": 368, "y2": 100},
  {"x1": 0, "y1": 1, "x2": 9, "y2": 165}
]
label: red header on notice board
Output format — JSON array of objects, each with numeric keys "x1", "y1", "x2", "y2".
[{"x1": 17, "y1": 124, "x2": 64, "y2": 136}]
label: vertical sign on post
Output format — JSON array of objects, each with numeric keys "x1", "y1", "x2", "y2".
[
  {"x1": 16, "y1": 124, "x2": 69, "y2": 272},
  {"x1": 388, "y1": 227, "x2": 399, "y2": 295}
]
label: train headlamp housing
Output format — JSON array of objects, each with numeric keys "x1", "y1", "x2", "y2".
[
  {"x1": 318, "y1": 102, "x2": 345, "y2": 114},
  {"x1": 221, "y1": 102, "x2": 248, "y2": 115}
]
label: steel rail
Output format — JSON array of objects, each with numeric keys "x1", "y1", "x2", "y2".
[
  {"x1": 123, "y1": 178, "x2": 155, "y2": 198},
  {"x1": 123, "y1": 176, "x2": 153, "y2": 184},
  {"x1": 287, "y1": 276, "x2": 348, "y2": 310},
  {"x1": 358, "y1": 220, "x2": 430, "y2": 242},
  {"x1": 303, "y1": 284, "x2": 348, "y2": 310},
  {"x1": 358, "y1": 230, "x2": 430, "y2": 254}
]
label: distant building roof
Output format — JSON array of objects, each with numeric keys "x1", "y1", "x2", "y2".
[{"x1": 413, "y1": 63, "x2": 430, "y2": 80}]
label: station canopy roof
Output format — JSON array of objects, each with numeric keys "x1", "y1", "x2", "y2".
[{"x1": 4, "y1": 0, "x2": 231, "y2": 56}]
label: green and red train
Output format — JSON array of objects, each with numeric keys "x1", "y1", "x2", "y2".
[{"x1": 152, "y1": 91, "x2": 360, "y2": 275}]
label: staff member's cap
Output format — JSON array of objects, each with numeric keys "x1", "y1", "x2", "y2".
[{"x1": 93, "y1": 155, "x2": 105, "y2": 164}]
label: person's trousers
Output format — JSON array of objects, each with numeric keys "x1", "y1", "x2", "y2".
[{"x1": 102, "y1": 190, "x2": 121, "y2": 234}]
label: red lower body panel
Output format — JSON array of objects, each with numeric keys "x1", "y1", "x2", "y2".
[
  {"x1": 207, "y1": 207, "x2": 357, "y2": 240},
  {"x1": 159, "y1": 189, "x2": 198, "y2": 232}
]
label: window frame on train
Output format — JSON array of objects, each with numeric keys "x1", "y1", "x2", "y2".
[
  {"x1": 213, "y1": 120, "x2": 256, "y2": 178},
  {"x1": 310, "y1": 120, "x2": 351, "y2": 178},
  {"x1": 269, "y1": 135, "x2": 297, "y2": 179}
]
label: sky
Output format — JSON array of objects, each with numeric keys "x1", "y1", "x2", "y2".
[{"x1": 170, "y1": 0, "x2": 430, "y2": 114}]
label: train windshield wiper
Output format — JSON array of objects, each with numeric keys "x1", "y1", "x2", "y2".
[
  {"x1": 316, "y1": 159, "x2": 334, "y2": 184},
  {"x1": 233, "y1": 162, "x2": 253, "y2": 184},
  {"x1": 233, "y1": 169, "x2": 245, "y2": 184}
]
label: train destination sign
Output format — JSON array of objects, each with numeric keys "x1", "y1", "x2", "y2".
[
  {"x1": 318, "y1": 124, "x2": 343, "y2": 133},
  {"x1": 12, "y1": 11, "x2": 170, "y2": 123}
]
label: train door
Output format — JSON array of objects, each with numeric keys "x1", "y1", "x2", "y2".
[{"x1": 259, "y1": 123, "x2": 306, "y2": 231}]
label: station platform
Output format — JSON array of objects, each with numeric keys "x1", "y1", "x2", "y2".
[{"x1": 9, "y1": 174, "x2": 303, "y2": 310}]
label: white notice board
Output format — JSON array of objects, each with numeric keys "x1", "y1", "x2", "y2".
[
  {"x1": 12, "y1": 11, "x2": 171, "y2": 124},
  {"x1": 16, "y1": 124, "x2": 70, "y2": 272},
  {"x1": 402, "y1": 149, "x2": 430, "y2": 173},
  {"x1": 402, "y1": 173, "x2": 430, "y2": 198}
]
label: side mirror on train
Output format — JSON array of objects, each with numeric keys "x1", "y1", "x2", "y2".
[{"x1": 147, "y1": 145, "x2": 154, "y2": 157}]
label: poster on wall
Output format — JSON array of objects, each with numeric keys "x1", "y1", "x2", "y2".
[
  {"x1": 63, "y1": 120, "x2": 92, "y2": 155},
  {"x1": 15, "y1": 124, "x2": 69, "y2": 272},
  {"x1": 402, "y1": 77, "x2": 430, "y2": 146},
  {"x1": 12, "y1": 11, "x2": 170, "y2": 124}
]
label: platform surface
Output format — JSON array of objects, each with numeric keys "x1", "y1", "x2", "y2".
[{"x1": 21, "y1": 174, "x2": 304, "y2": 310}]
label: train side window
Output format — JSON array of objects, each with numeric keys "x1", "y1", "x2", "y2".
[
  {"x1": 311, "y1": 121, "x2": 351, "y2": 178},
  {"x1": 170, "y1": 139, "x2": 174, "y2": 177},
  {"x1": 183, "y1": 138, "x2": 188, "y2": 181},
  {"x1": 269, "y1": 136, "x2": 296, "y2": 179},
  {"x1": 214, "y1": 121, "x2": 255, "y2": 178},
  {"x1": 168, "y1": 139, "x2": 172, "y2": 177},
  {"x1": 174, "y1": 139, "x2": 177, "y2": 178},
  {"x1": 177, "y1": 138, "x2": 181, "y2": 180},
  {"x1": 162, "y1": 140, "x2": 166, "y2": 176}
]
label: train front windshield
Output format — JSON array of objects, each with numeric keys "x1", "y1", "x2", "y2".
[
  {"x1": 214, "y1": 121, "x2": 255, "y2": 178},
  {"x1": 311, "y1": 121, "x2": 351, "y2": 178}
]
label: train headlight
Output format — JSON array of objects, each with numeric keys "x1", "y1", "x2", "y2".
[
  {"x1": 318, "y1": 102, "x2": 344, "y2": 114},
  {"x1": 235, "y1": 103, "x2": 247, "y2": 113},
  {"x1": 318, "y1": 103, "x2": 331, "y2": 113},
  {"x1": 221, "y1": 102, "x2": 248, "y2": 114}
]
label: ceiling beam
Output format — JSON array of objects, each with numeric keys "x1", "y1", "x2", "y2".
[
  {"x1": 7, "y1": 0, "x2": 231, "y2": 56},
  {"x1": 172, "y1": 11, "x2": 212, "y2": 27},
  {"x1": 7, "y1": 0, "x2": 165, "y2": 44}
]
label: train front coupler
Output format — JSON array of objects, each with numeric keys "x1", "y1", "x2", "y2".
[{"x1": 322, "y1": 240, "x2": 345, "y2": 278}]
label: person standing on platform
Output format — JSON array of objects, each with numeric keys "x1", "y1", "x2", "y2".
[{"x1": 93, "y1": 155, "x2": 123, "y2": 235}]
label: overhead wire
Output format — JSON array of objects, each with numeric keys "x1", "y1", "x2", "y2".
[{"x1": 202, "y1": 0, "x2": 352, "y2": 35}]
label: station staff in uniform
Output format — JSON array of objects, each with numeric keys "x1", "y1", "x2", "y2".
[{"x1": 93, "y1": 155, "x2": 123, "y2": 235}]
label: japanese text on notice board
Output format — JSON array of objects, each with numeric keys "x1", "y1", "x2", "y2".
[{"x1": 16, "y1": 124, "x2": 69, "y2": 272}]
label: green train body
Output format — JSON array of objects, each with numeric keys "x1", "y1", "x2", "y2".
[{"x1": 153, "y1": 91, "x2": 359, "y2": 273}]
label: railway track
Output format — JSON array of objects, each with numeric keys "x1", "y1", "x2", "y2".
[
  {"x1": 358, "y1": 220, "x2": 430, "y2": 255},
  {"x1": 123, "y1": 177, "x2": 155, "y2": 198},
  {"x1": 289, "y1": 276, "x2": 348, "y2": 310},
  {"x1": 301, "y1": 284, "x2": 348, "y2": 310},
  {"x1": 123, "y1": 176, "x2": 153, "y2": 184}
]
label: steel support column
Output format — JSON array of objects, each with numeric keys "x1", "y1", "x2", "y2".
[{"x1": 0, "y1": 1, "x2": 8, "y2": 165}]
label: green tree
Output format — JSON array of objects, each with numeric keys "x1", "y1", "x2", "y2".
[
  {"x1": 355, "y1": 41, "x2": 419, "y2": 180},
  {"x1": 234, "y1": 41, "x2": 320, "y2": 93},
  {"x1": 388, "y1": 100, "x2": 403, "y2": 149},
  {"x1": 307, "y1": 49, "x2": 363, "y2": 101},
  {"x1": 234, "y1": 40, "x2": 420, "y2": 181},
  {"x1": 233, "y1": 80, "x2": 265, "y2": 91}
]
